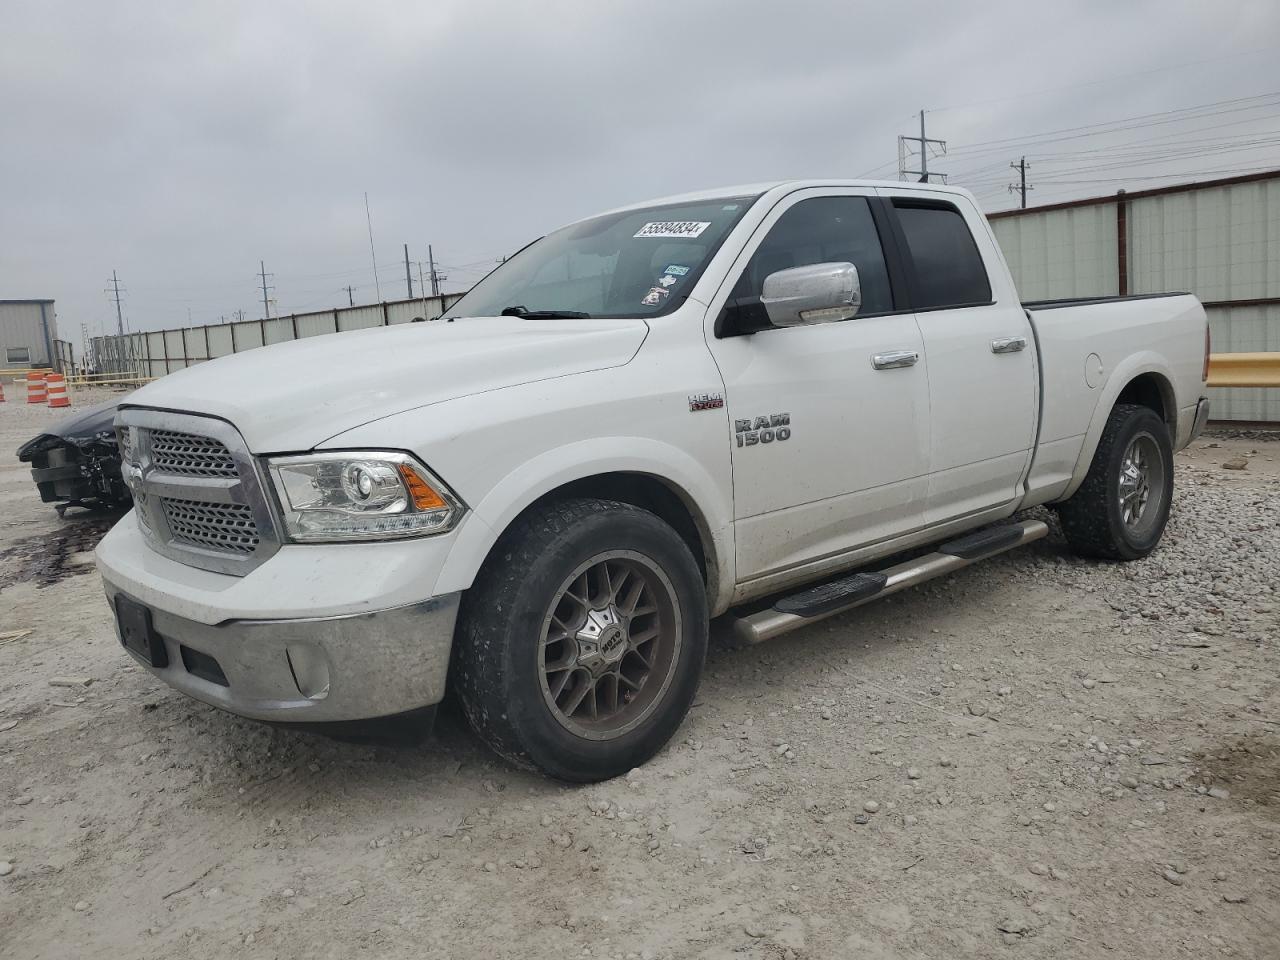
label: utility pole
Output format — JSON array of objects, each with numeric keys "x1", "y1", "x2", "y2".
[
  {"x1": 107, "y1": 270, "x2": 126, "y2": 336},
  {"x1": 404, "y1": 243, "x2": 414, "y2": 298},
  {"x1": 259, "y1": 260, "x2": 274, "y2": 319},
  {"x1": 234, "y1": 309, "x2": 246, "y2": 323},
  {"x1": 427, "y1": 244, "x2": 448, "y2": 296},
  {"x1": 344, "y1": 285, "x2": 355, "y2": 306},
  {"x1": 898, "y1": 109, "x2": 947, "y2": 183},
  {"x1": 364, "y1": 192, "x2": 382, "y2": 301},
  {"x1": 1008, "y1": 156, "x2": 1032, "y2": 208},
  {"x1": 417, "y1": 261, "x2": 429, "y2": 319}
]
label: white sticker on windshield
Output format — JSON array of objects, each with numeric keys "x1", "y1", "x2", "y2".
[{"x1": 634, "y1": 221, "x2": 711, "y2": 239}]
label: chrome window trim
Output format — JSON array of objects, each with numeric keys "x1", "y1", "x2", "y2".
[{"x1": 116, "y1": 408, "x2": 281, "y2": 577}]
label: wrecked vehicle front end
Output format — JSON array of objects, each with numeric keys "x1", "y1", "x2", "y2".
[{"x1": 17, "y1": 399, "x2": 131, "y2": 514}]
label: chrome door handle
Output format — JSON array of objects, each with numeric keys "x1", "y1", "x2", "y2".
[
  {"x1": 871, "y1": 350, "x2": 920, "y2": 370},
  {"x1": 991, "y1": 336, "x2": 1027, "y2": 354}
]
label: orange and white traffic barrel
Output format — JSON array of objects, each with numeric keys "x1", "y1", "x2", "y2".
[
  {"x1": 26, "y1": 372, "x2": 47, "y2": 404},
  {"x1": 46, "y1": 373, "x2": 71, "y2": 408}
]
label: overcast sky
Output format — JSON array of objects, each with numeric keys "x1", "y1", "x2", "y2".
[{"x1": 2, "y1": 0, "x2": 1278, "y2": 343}]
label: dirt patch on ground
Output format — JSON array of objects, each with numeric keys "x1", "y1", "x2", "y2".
[
  {"x1": 1191, "y1": 736, "x2": 1280, "y2": 811},
  {"x1": 1, "y1": 401, "x2": 1278, "y2": 959},
  {"x1": 0, "y1": 515, "x2": 119, "y2": 590}
]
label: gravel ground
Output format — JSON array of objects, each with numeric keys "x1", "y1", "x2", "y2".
[{"x1": 1, "y1": 392, "x2": 1278, "y2": 959}]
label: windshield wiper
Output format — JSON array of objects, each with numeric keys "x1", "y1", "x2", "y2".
[{"x1": 500, "y1": 305, "x2": 592, "y2": 319}]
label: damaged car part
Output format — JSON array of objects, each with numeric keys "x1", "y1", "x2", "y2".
[{"x1": 18, "y1": 399, "x2": 130, "y2": 514}]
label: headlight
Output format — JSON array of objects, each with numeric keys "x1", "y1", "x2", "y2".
[{"x1": 266, "y1": 451, "x2": 464, "y2": 542}]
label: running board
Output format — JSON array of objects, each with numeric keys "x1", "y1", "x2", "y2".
[{"x1": 730, "y1": 519, "x2": 1049, "y2": 645}]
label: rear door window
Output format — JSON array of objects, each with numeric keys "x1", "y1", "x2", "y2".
[{"x1": 893, "y1": 201, "x2": 992, "y2": 309}]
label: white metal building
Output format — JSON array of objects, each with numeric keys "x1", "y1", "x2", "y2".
[
  {"x1": 988, "y1": 170, "x2": 1280, "y2": 422},
  {"x1": 0, "y1": 299, "x2": 58, "y2": 368}
]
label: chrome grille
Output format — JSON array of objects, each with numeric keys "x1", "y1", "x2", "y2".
[
  {"x1": 161, "y1": 498, "x2": 260, "y2": 554},
  {"x1": 119, "y1": 409, "x2": 279, "y2": 576},
  {"x1": 149, "y1": 429, "x2": 239, "y2": 478}
]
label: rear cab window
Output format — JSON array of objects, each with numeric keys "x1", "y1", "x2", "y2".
[{"x1": 892, "y1": 200, "x2": 992, "y2": 310}]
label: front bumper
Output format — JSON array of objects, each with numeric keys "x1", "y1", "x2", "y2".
[{"x1": 103, "y1": 579, "x2": 459, "y2": 723}]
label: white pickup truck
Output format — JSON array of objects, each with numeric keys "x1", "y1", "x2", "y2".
[{"x1": 95, "y1": 180, "x2": 1210, "y2": 781}]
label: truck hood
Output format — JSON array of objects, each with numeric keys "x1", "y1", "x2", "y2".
[{"x1": 123, "y1": 316, "x2": 648, "y2": 451}]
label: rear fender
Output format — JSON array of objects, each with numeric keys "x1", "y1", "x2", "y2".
[{"x1": 1060, "y1": 353, "x2": 1177, "y2": 501}]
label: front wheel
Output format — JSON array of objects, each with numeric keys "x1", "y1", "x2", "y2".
[
  {"x1": 452, "y1": 498, "x2": 708, "y2": 781},
  {"x1": 1055, "y1": 403, "x2": 1173, "y2": 561}
]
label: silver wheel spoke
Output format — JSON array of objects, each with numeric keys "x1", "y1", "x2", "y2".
[
  {"x1": 608, "y1": 566, "x2": 631, "y2": 604},
  {"x1": 621, "y1": 578, "x2": 645, "y2": 614},
  {"x1": 630, "y1": 625, "x2": 661, "y2": 646},
  {"x1": 561, "y1": 675, "x2": 593, "y2": 717},
  {"x1": 1117, "y1": 433, "x2": 1165, "y2": 532},
  {"x1": 548, "y1": 668, "x2": 574, "y2": 699},
  {"x1": 538, "y1": 551, "x2": 682, "y2": 740}
]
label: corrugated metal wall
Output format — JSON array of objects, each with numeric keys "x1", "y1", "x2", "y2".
[
  {"x1": 0, "y1": 300, "x2": 58, "y2": 366},
  {"x1": 990, "y1": 205, "x2": 1118, "y2": 300},
  {"x1": 1128, "y1": 177, "x2": 1280, "y2": 299},
  {"x1": 989, "y1": 172, "x2": 1280, "y2": 422},
  {"x1": 90, "y1": 293, "x2": 464, "y2": 380}
]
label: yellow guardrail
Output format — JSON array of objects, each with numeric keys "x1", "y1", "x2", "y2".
[
  {"x1": 65, "y1": 376, "x2": 154, "y2": 387},
  {"x1": 1207, "y1": 352, "x2": 1280, "y2": 388}
]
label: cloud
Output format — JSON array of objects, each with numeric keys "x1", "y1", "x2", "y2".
[{"x1": 1, "y1": 0, "x2": 1276, "y2": 339}]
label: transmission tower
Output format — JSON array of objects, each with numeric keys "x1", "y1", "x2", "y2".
[
  {"x1": 106, "y1": 270, "x2": 126, "y2": 336},
  {"x1": 898, "y1": 109, "x2": 947, "y2": 183}
]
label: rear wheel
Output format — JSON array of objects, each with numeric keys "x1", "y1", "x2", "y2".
[
  {"x1": 453, "y1": 498, "x2": 707, "y2": 781},
  {"x1": 1056, "y1": 403, "x2": 1173, "y2": 561}
]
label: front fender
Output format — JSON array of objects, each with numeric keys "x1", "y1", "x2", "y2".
[{"x1": 431, "y1": 437, "x2": 736, "y2": 615}]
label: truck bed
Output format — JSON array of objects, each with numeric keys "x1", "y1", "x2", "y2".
[{"x1": 1019, "y1": 291, "x2": 1207, "y2": 507}]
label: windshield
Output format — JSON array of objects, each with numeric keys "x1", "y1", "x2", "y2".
[{"x1": 444, "y1": 195, "x2": 760, "y2": 319}]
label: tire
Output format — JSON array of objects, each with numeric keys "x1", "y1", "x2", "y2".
[
  {"x1": 1056, "y1": 403, "x2": 1173, "y2": 561},
  {"x1": 452, "y1": 498, "x2": 708, "y2": 782}
]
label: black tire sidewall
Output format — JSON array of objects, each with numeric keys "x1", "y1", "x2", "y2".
[
  {"x1": 489, "y1": 507, "x2": 706, "y2": 781},
  {"x1": 1101, "y1": 408, "x2": 1174, "y2": 558}
]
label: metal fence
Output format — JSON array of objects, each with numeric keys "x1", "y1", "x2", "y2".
[
  {"x1": 989, "y1": 170, "x2": 1280, "y2": 422},
  {"x1": 53, "y1": 339, "x2": 74, "y2": 375},
  {"x1": 88, "y1": 293, "x2": 464, "y2": 380}
]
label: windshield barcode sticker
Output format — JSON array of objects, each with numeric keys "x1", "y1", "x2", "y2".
[{"x1": 634, "y1": 221, "x2": 711, "y2": 239}]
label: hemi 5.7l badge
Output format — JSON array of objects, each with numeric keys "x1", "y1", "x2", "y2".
[
  {"x1": 735, "y1": 413, "x2": 791, "y2": 447},
  {"x1": 688, "y1": 392, "x2": 724, "y2": 412}
]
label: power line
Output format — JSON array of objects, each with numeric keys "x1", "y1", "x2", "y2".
[
  {"x1": 928, "y1": 48, "x2": 1275, "y2": 115},
  {"x1": 944, "y1": 92, "x2": 1280, "y2": 159},
  {"x1": 864, "y1": 92, "x2": 1280, "y2": 181}
]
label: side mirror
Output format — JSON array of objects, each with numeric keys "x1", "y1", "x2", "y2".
[{"x1": 760, "y1": 262, "x2": 861, "y2": 327}]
